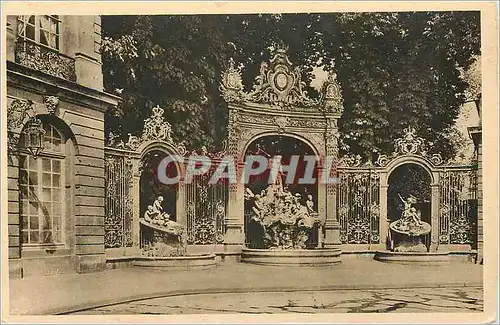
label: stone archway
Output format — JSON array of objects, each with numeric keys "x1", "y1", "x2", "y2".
[
  {"x1": 219, "y1": 48, "x2": 345, "y2": 255},
  {"x1": 374, "y1": 127, "x2": 443, "y2": 251}
]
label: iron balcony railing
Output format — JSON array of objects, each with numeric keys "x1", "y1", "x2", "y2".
[{"x1": 15, "y1": 40, "x2": 77, "y2": 82}]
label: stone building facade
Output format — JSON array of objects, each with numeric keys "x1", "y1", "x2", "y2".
[{"x1": 6, "y1": 15, "x2": 119, "y2": 278}]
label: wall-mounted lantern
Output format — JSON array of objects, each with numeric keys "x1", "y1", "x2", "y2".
[{"x1": 23, "y1": 117, "x2": 45, "y2": 159}]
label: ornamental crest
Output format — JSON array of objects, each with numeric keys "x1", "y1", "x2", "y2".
[
  {"x1": 320, "y1": 72, "x2": 344, "y2": 114},
  {"x1": 109, "y1": 105, "x2": 186, "y2": 155},
  {"x1": 247, "y1": 48, "x2": 318, "y2": 108},
  {"x1": 273, "y1": 116, "x2": 289, "y2": 133},
  {"x1": 141, "y1": 105, "x2": 173, "y2": 143},
  {"x1": 395, "y1": 127, "x2": 426, "y2": 155},
  {"x1": 375, "y1": 127, "x2": 444, "y2": 167}
]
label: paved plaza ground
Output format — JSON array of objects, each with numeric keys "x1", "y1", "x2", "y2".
[
  {"x1": 9, "y1": 259, "x2": 483, "y2": 315},
  {"x1": 74, "y1": 287, "x2": 483, "y2": 314}
]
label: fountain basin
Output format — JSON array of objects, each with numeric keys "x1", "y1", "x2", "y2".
[
  {"x1": 133, "y1": 253, "x2": 217, "y2": 270},
  {"x1": 241, "y1": 248, "x2": 341, "y2": 266},
  {"x1": 374, "y1": 251, "x2": 451, "y2": 265}
]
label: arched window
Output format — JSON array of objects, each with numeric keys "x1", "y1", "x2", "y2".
[{"x1": 19, "y1": 122, "x2": 65, "y2": 246}]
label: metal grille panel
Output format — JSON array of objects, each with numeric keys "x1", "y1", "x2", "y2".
[
  {"x1": 337, "y1": 170, "x2": 380, "y2": 244},
  {"x1": 439, "y1": 169, "x2": 478, "y2": 245},
  {"x1": 104, "y1": 153, "x2": 133, "y2": 248},
  {"x1": 185, "y1": 174, "x2": 226, "y2": 245}
]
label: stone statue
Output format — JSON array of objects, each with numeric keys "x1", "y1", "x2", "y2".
[
  {"x1": 306, "y1": 194, "x2": 314, "y2": 214},
  {"x1": 389, "y1": 193, "x2": 431, "y2": 252},
  {"x1": 399, "y1": 193, "x2": 422, "y2": 226},
  {"x1": 140, "y1": 195, "x2": 185, "y2": 257}
]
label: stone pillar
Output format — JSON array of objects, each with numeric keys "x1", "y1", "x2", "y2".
[
  {"x1": 476, "y1": 139, "x2": 483, "y2": 264},
  {"x1": 223, "y1": 161, "x2": 245, "y2": 257},
  {"x1": 317, "y1": 166, "x2": 326, "y2": 247},
  {"x1": 131, "y1": 158, "x2": 142, "y2": 253},
  {"x1": 176, "y1": 175, "x2": 186, "y2": 228},
  {"x1": 323, "y1": 118, "x2": 341, "y2": 248},
  {"x1": 223, "y1": 108, "x2": 244, "y2": 258},
  {"x1": 430, "y1": 183, "x2": 440, "y2": 252},
  {"x1": 379, "y1": 181, "x2": 389, "y2": 250}
]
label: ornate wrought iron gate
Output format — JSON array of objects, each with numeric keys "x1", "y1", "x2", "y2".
[
  {"x1": 337, "y1": 169, "x2": 380, "y2": 244},
  {"x1": 439, "y1": 169, "x2": 478, "y2": 245},
  {"x1": 104, "y1": 153, "x2": 133, "y2": 248},
  {"x1": 185, "y1": 173, "x2": 227, "y2": 245}
]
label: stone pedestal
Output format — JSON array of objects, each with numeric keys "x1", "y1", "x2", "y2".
[
  {"x1": 241, "y1": 248, "x2": 341, "y2": 266},
  {"x1": 323, "y1": 220, "x2": 342, "y2": 248}
]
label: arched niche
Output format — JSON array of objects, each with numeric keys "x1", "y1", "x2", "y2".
[
  {"x1": 242, "y1": 134, "x2": 320, "y2": 248},
  {"x1": 376, "y1": 153, "x2": 442, "y2": 251},
  {"x1": 105, "y1": 105, "x2": 188, "y2": 253},
  {"x1": 387, "y1": 163, "x2": 433, "y2": 250},
  {"x1": 138, "y1": 140, "x2": 185, "y2": 175}
]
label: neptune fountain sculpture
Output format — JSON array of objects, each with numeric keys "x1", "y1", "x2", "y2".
[{"x1": 244, "y1": 178, "x2": 320, "y2": 250}]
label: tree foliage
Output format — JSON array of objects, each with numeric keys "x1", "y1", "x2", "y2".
[{"x1": 101, "y1": 12, "x2": 480, "y2": 161}]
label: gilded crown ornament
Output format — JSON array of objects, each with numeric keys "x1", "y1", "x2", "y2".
[
  {"x1": 220, "y1": 58, "x2": 245, "y2": 103},
  {"x1": 320, "y1": 71, "x2": 344, "y2": 115}
]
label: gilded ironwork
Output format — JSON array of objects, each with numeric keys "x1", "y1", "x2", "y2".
[
  {"x1": 186, "y1": 172, "x2": 227, "y2": 245},
  {"x1": 15, "y1": 40, "x2": 76, "y2": 81},
  {"x1": 104, "y1": 154, "x2": 134, "y2": 248},
  {"x1": 439, "y1": 170, "x2": 477, "y2": 245},
  {"x1": 247, "y1": 49, "x2": 318, "y2": 108},
  {"x1": 110, "y1": 105, "x2": 187, "y2": 155},
  {"x1": 337, "y1": 171, "x2": 380, "y2": 244}
]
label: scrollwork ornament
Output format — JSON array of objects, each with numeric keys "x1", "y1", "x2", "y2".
[
  {"x1": 374, "y1": 128, "x2": 446, "y2": 167},
  {"x1": 429, "y1": 153, "x2": 444, "y2": 166},
  {"x1": 338, "y1": 154, "x2": 362, "y2": 168},
  {"x1": 7, "y1": 98, "x2": 34, "y2": 131},
  {"x1": 375, "y1": 154, "x2": 390, "y2": 167}
]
